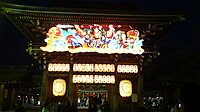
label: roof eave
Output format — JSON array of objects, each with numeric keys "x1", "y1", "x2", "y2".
[{"x1": 0, "y1": 1, "x2": 185, "y2": 19}]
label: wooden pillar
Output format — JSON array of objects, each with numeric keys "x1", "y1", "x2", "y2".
[
  {"x1": 67, "y1": 63, "x2": 73, "y2": 104},
  {"x1": 112, "y1": 63, "x2": 118, "y2": 112},
  {"x1": 41, "y1": 69, "x2": 48, "y2": 106},
  {"x1": 138, "y1": 73, "x2": 144, "y2": 107},
  {"x1": 113, "y1": 81, "x2": 118, "y2": 112},
  {"x1": 0, "y1": 84, "x2": 4, "y2": 111},
  {"x1": 10, "y1": 88, "x2": 16, "y2": 110},
  {"x1": 72, "y1": 84, "x2": 78, "y2": 110}
]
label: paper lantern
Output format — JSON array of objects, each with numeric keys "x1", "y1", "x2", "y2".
[
  {"x1": 119, "y1": 80, "x2": 132, "y2": 97},
  {"x1": 53, "y1": 79, "x2": 66, "y2": 96}
]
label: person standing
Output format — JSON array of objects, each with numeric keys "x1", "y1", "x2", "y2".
[
  {"x1": 170, "y1": 103, "x2": 179, "y2": 112},
  {"x1": 42, "y1": 102, "x2": 50, "y2": 112},
  {"x1": 88, "y1": 96, "x2": 96, "y2": 112},
  {"x1": 15, "y1": 100, "x2": 26, "y2": 112},
  {"x1": 102, "y1": 101, "x2": 111, "y2": 112}
]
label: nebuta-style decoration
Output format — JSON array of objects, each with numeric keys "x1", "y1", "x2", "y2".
[
  {"x1": 119, "y1": 80, "x2": 132, "y2": 97},
  {"x1": 40, "y1": 24, "x2": 144, "y2": 54},
  {"x1": 53, "y1": 79, "x2": 66, "y2": 96}
]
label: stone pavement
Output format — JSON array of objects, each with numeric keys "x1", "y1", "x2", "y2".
[{"x1": 0, "y1": 109, "x2": 40, "y2": 112}]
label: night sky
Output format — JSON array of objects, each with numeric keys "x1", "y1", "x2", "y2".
[{"x1": 0, "y1": 0, "x2": 200, "y2": 83}]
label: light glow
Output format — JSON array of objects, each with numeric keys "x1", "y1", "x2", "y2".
[
  {"x1": 94, "y1": 64, "x2": 115, "y2": 72},
  {"x1": 53, "y1": 79, "x2": 66, "y2": 96},
  {"x1": 73, "y1": 64, "x2": 115, "y2": 72},
  {"x1": 119, "y1": 80, "x2": 132, "y2": 97},
  {"x1": 48, "y1": 63, "x2": 70, "y2": 72},
  {"x1": 73, "y1": 64, "x2": 94, "y2": 72},
  {"x1": 40, "y1": 24, "x2": 144, "y2": 54},
  {"x1": 117, "y1": 65, "x2": 138, "y2": 73},
  {"x1": 73, "y1": 75, "x2": 115, "y2": 84},
  {"x1": 48, "y1": 63, "x2": 138, "y2": 73}
]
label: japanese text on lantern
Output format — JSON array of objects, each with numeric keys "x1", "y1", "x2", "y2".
[
  {"x1": 48, "y1": 63, "x2": 138, "y2": 73},
  {"x1": 73, "y1": 64, "x2": 115, "y2": 72},
  {"x1": 48, "y1": 63, "x2": 70, "y2": 72},
  {"x1": 73, "y1": 75, "x2": 115, "y2": 84},
  {"x1": 117, "y1": 65, "x2": 138, "y2": 73}
]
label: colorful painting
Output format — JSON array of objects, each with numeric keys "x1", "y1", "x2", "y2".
[{"x1": 40, "y1": 24, "x2": 144, "y2": 54}]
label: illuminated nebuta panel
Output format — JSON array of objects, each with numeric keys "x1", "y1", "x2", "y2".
[
  {"x1": 119, "y1": 80, "x2": 132, "y2": 97},
  {"x1": 53, "y1": 79, "x2": 66, "y2": 96},
  {"x1": 40, "y1": 24, "x2": 144, "y2": 54}
]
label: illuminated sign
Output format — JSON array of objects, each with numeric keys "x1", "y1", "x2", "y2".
[
  {"x1": 48, "y1": 63, "x2": 138, "y2": 73},
  {"x1": 40, "y1": 24, "x2": 144, "y2": 54},
  {"x1": 73, "y1": 64, "x2": 115, "y2": 72},
  {"x1": 53, "y1": 79, "x2": 66, "y2": 96},
  {"x1": 117, "y1": 65, "x2": 138, "y2": 73},
  {"x1": 48, "y1": 63, "x2": 70, "y2": 72},
  {"x1": 119, "y1": 80, "x2": 132, "y2": 97},
  {"x1": 73, "y1": 64, "x2": 94, "y2": 72},
  {"x1": 95, "y1": 64, "x2": 115, "y2": 72},
  {"x1": 73, "y1": 75, "x2": 115, "y2": 84}
]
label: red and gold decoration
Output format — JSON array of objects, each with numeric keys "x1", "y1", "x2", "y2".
[{"x1": 40, "y1": 24, "x2": 144, "y2": 54}]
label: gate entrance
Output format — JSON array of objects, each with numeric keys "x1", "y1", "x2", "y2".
[{"x1": 77, "y1": 85, "x2": 108, "y2": 109}]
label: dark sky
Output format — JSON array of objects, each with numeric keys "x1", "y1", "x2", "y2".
[{"x1": 0, "y1": 0, "x2": 200, "y2": 83}]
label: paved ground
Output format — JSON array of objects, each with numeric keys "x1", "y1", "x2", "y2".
[
  {"x1": 1, "y1": 109, "x2": 40, "y2": 112},
  {"x1": 0, "y1": 109, "x2": 39, "y2": 112}
]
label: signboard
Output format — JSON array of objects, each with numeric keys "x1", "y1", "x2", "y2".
[
  {"x1": 41, "y1": 24, "x2": 144, "y2": 54},
  {"x1": 131, "y1": 94, "x2": 138, "y2": 102}
]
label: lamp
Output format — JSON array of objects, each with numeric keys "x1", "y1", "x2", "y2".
[
  {"x1": 119, "y1": 80, "x2": 132, "y2": 97},
  {"x1": 53, "y1": 79, "x2": 66, "y2": 96}
]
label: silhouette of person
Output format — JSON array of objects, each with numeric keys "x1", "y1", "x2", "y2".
[
  {"x1": 63, "y1": 100, "x2": 71, "y2": 112},
  {"x1": 88, "y1": 96, "x2": 96, "y2": 112},
  {"x1": 15, "y1": 100, "x2": 26, "y2": 112},
  {"x1": 170, "y1": 103, "x2": 178, "y2": 112},
  {"x1": 138, "y1": 107, "x2": 148, "y2": 112},
  {"x1": 42, "y1": 102, "x2": 50, "y2": 112},
  {"x1": 102, "y1": 101, "x2": 111, "y2": 112}
]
